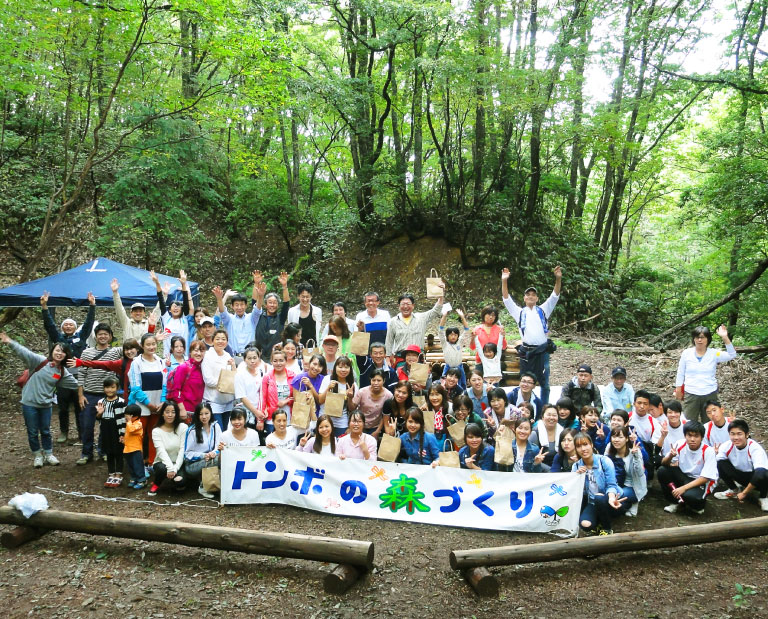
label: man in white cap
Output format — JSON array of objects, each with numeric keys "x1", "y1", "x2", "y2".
[
  {"x1": 40, "y1": 290, "x2": 96, "y2": 443},
  {"x1": 111, "y1": 278, "x2": 157, "y2": 342},
  {"x1": 501, "y1": 265, "x2": 562, "y2": 405}
]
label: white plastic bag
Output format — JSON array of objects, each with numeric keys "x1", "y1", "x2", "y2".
[{"x1": 9, "y1": 493, "x2": 49, "y2": 518}]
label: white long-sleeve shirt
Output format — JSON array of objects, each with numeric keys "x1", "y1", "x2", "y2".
[
  {"x1": 675, "y1": 344, "x2": 737, "y2": 396},
  {"x1": 152, "y1": 423, "x2": 188, "y2": 471}
]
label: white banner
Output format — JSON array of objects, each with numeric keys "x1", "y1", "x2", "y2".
[{"x1": 221, "y1": 447, "x2": 582, "y2": 535}]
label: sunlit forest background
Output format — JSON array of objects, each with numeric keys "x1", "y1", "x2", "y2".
[{"x1": 1, "y1": 0, "x2": 766, "y2": 344}]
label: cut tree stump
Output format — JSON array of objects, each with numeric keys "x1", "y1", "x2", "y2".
[{"x1": 0, "y1": 525, "x2": 46, "y2": 549}]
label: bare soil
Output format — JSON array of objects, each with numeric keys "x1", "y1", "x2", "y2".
[{"x1": 1, "y1": 335, "x2": 767, "y2": 618}]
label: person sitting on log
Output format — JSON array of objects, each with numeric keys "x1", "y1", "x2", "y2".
[
  {"x1": 658, "y1": 420, "x2": 718, "y2": 515},
  {"x1": 714, "y1": 419, "x2": 768, "y2": 511}
]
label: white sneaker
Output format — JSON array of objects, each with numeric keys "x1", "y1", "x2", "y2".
[
  {"x1": 691, "y1": 507, "x2": 705, "y2": 515},
  {"x1": 759, "y1": 498, "x2": 768, "y2": 512},
  {"x1": 33, "y1": 452, "x2": 44, "y2": 468},
  {"x1": 198, "y1": 484, "x2": 215, "y2": 499},
  {"x1": 663, "y1": 503, "x2": 679, "y2": 513},
  {"x1": 43, "y1": 452, "x2": 60, "y2": 466},
  {"x1": 714, "y1": 490, "x2": 736, "y2": 500}
]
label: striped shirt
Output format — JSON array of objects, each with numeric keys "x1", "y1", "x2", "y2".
[
  {"x1": 99, "y1": 396, "x2": 126, "y2": 436},
  {"x1": 78, "y1": 346, "x2": 122, "y2": 394}
]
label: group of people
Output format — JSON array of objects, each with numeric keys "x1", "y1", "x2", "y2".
[{"x1": 3, "y1": 266, "x2": 763, "y2": 536}]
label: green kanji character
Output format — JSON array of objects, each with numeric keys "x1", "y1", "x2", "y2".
[{"x1": 378, "y1": 474, "x2": 430, "y2": 514}]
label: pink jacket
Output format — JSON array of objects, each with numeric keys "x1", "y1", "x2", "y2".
[
  {"x1": 167, "y1": 358, "x2": 204, "y2": 413},
  {"x1": 261, "y1": 367, "x2": 296, "y2": 421}
]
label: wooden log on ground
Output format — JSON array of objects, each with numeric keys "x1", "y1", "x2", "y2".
[
  {"x1": 0, "y1": 507, "x2": 374, "y2": 570},
  {"x1": 463, "y1": 566, "x2": 499, "y2": 596},
  {"x1": 450, "y1": 516, "x2": 768, "y2": 570},
  {"x1": 0, "y1": 525, "x2": 46, "y2": 549},
  {"x1": 323, "y1": 563, "x2": 362, "y2": 594}
]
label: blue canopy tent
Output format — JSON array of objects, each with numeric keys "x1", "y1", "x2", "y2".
[{"x1": 0, "y1": 258, "x2": 200, "y2": 308}]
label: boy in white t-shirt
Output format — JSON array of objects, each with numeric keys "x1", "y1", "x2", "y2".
[
  {"x1": 628, "y1": 390, "x2": 661, "y2": 479},
  {"x1": 714, "y1": 418, "x2": 768, "y2": 511},
  {"x1": 703, "y1": 400, "x2": 733, "y2": 449},
  {"x1": 658, "y1": 421, "x2": 718, "y2": 515},
  {"x1": 660, "y1": 401, "x2": 686, "y2": 457}
]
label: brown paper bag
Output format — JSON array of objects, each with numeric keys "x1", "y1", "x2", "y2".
[
  {"x1": 408, "y1": 363, "x2": 429, "y2": 386},
  {"x1": 438, "y1": 439, "x2": 460, "y2": 468},
  {"x1": 324, "y1": 391, "x2": 346, "y2": 418},
  {"x1": 423, "y1": 408, "x2": 435, "y2": 433},
  {"x1": 447, "y1": 419, "x2": 467, "y2": 448},
  {"x1": 426, "y1": 268, "x2": 444, "y2": 299},
  {"x1": 349, "y1": 331, "x2": 371, "y2": 356},
  {"x1": 216, "y1": 369, "x2": 236, "y2": 394},
  {"x1": 412, "y1": 395, "x2": 426, "y2": 409},
  {"x1": 202, "y1": 466, "x2": 221, "y2": 492},
  {"x1": 378, "y1": 433, "x2": 402, "y2": 462},
  {"x1": 292, "y1": 391, "x2": 313, "y2": 429},
  {"x1": 494, "y1": 425, "x2": 516, "y2": 465},
  {"x1": 301, "y1": 340, "x2": 318, "y2": 366}
]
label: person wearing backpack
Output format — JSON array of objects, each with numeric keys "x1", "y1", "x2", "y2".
[
  {"x1": 501, "y1": 265, "x2": 562, "y2": 406},
  {"x1": 1, "y1": 332, "x2": 78, "y2": 467}
]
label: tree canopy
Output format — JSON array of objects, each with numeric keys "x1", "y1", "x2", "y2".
[{"x1": 1, "y1": 0, "x2": 766, "y2": 343}]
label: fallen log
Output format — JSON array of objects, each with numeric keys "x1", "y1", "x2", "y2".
[
  {"x1": 463, "y1": 566, "x2": 499, "y2": 597},
  {"x1": 0, "y1": 506, "x2": 374, "y2": 570},
  {"x1": 324, "y1": 564, "x2": 362, "y2": 594},
  {"x1": 449, "y1": 515, "x2": 768, "y2": 571},
  {"x1": 0, "y1": 525, "x2": 46, "y2": 549}
]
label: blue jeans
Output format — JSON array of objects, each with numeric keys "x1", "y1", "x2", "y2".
[
  {"x1": 214, "y1": 413, "x2": 230, "y2": 431},
  {"x1": 79, "y1": 393, "x2": 102, "y2": 459},
  {"x1": 125, "y1": 451, "x2": 145, "y2": 482},
  {"x1": 21, "y1": 404, "x2": 53, "y2": 453}
]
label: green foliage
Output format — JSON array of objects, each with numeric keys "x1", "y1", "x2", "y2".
[
  {"x1": 89, "y1": 116, "x2": 223, "y2": 271},
  {"x1": 732, "y1": 583, "x2": 757, "y2": 609}
]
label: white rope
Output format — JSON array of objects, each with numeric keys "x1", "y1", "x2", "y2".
[{"x1": 34, "y1": 486, "x2": 221, "y2": 510}]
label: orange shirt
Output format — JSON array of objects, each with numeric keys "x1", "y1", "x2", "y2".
[{"x1": 123, "y1": 419, "x2": 144, "y2": 453}]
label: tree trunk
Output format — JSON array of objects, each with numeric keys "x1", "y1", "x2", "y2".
[{"x1": 648, "y1": 255, "x2": 768, "y2": 345}]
